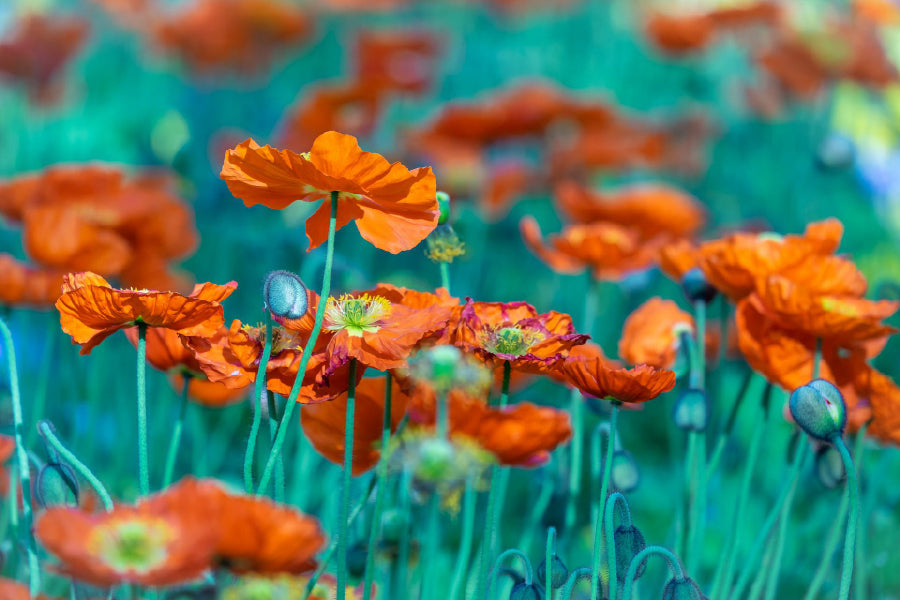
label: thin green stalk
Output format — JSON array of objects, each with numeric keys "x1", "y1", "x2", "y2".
[
  {"x1": 256, "y1": 191, "x2": 338, "y2": 494},
  {"x1": 679, "y1": 430, "x2": 697, "y2": 560},
  {"x1": 396, "y1": 469, "x2": 413, "y2": 600},
  {"x1": 440, "y1": 261, "x2": 450, "y2": 294},
  {"x1": 449, "y1": 473, "x2": 477, "y2": 600},
  {"x1": 605, "y1": 493, "x2": 631, "y2": 600},
  {"x1": 337, "y1": 358, "x2": 359, "y2": 600},
  {"x1": 38, "y1": 421, "x2": 113, "y2": 512},
  {"x1": 266, "y1": 391, "x2": 286, "y2": 502},
  {"x1": 518, "y1": 468, "x2": 554, "y2": 556},
  {"x1": 854, "y1": 427, "x2": 870, "y2": 600},
  {"x1": 136, "y1": 321, "x2": 150, "y2": 496},
  {"x1": 362, "y1": 372, "x2": 394, "y2": 600},
  {"x1": 813, "y1": 337, "x2": 822, "y2": 379},
  {"x1": 499, "y1": 360, "x2": 511, "y2": 407},
  {"x1": 545, "y1": 527, "x2": 556, "y2": 600},
  {"x1": 834, "y1": 436, "x2": 859, "y2": 600},
  {"x1": 422, "y1": 494, "x2": 443, "y2": 600},
  {"x1": 804, "y1": 485, "x2": 850, "y2": 600},
  {"x1": 622, "y1": 546, "x2": 684, "y2": 600},
  {"x1": 0, "y1": 316, "x2": 40, "y2": 593},
  {"x1": 687, "y1": 299, "x2": 707, "y2": 574},
  {"x1": 488, "y1": 549, "x2": 533, "y2": 597},
  {"x1": 245, "y1": 311, "x2": 274, "y2": 493},
  {"x1": 590, "y1": 402, "x2": 619, "y2": 600},
  {"x1": 763, "y1": 487, "x2": 793, "y2": 599},
  {"x1": 162, "y1": 374, "x2": 191, "y2": 489},
  {"x1": 561, "y1": 567, "x2": 593, "y2": 600},
  {"x1": 26, "y1": 323, "x2": 56, "y2": 448}
]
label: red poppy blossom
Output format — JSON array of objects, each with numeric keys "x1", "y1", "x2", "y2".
[
  {"x1": 0, "y1": 254, "x2": 65, "y2": 308},
  {"x1": 221, "y1": 131, "x2": 438, "y2": 254},
  {"x1": 619, "y1": 298, "x2": 694, "y2": 369},
  {"x1": 354, "y1": 29, "x2": 442, "y2": 95},
  {"x1": 278, "y1": 83, "x2": 383, "y2": 152},
  {"x1": 562, "y1": 359, "x2": 676, "y2": 404}
]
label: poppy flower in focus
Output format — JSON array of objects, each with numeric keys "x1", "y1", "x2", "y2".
[
  {"x1": 34, "y1": 480, "x2": 218, "y2": 586},
  {"x1": 619, "y1": 298, "x2": 694, "y2": 369},
  {"x1": 56, "y1": 272, "x2": 235, "y2": 354},
  {"x1": 221, "y1": 131, "x2": 438, "y2": 254},
  {"x1": 562, "y1": 359, "x2": 676, "y2": 404},
  {"x1": 520, "y1": 217, "x2": 661, "y2": 280},
  {"x1": 278, "y1": 83, "x2": 383, "y2": 152},
  {"x1": 860, "y1": 368, "x2": 900, "y2": 445},
  {"x1": 0, "y1": 13, "x2": 89, "y2": 103},
  {"x1": 354, "y1": 29, "x2": 442, "y2": 95},
  {"x1": 0, "y1": 254, "x2": 65, "y2": 308}
]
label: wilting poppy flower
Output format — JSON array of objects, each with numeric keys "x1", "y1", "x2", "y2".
[
  {"x1": 0, "y1": 254, "x2": 65, "y2": 308},
  {"x1": 0, "y1": 578, "x2": 60, "y2": 600},
  {"x1": 0, "y1": 13, "x2": 89, "y2": 103},
  {"x1": 221, "y1": 131, "x2": 438, "y2": 253},
  {"x1": 520, "y1": 217, "x2": 661, "y2": 280},
  {"x1": 555, "y1": 181, "x2": 705, "y2": 240},
  {"x1": 34, "y1": 480, "x2": 218, "y2": 586},
  {"x1": 301, "y1": 375, "x2": 409, "y2": 475},
  {"x1": 620, "y1": 298, "x2": 694, "y2": 369},
  {"x1": 56, "y1": 272, "x2": 234, "y2": 354},
  {"x1": 278, "y1": 82, "x2": 383, "y2": 152},
  {"x1": 562, "y1": 359, "x2": 676, "y2": 404},
  {"x1": 354, "y1": 29, "x2": 442, "y2": 95},
  {"x1": 451, "y1": 299, "x2": 588, "y2": 373}
]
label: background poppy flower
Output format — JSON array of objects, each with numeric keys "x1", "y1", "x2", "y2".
[
  {"x1": 0, "y1": 578, "x2": 60, "y2": 600},
  {"x1": 563, "y1": 359, "x2": 676, "y2": 404},
  {"x1": 278, "y1": 82, "x2": 383, "y2": 152},
  {"x1": 221, "y1": 131, "x2": 438, "y2": 253},
  {"x1": 619, "y1": 298, "x2": 694, "y2": 369},
  {"x1": 0, "y1": 254, "x2": 65, "y2": 308},
  {"x1": 169, "y1": 373, "x2": 250, "y2": 407}
]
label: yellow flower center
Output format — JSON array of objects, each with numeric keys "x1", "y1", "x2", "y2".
[
  {"x1": 324, "y1": 294, "x2": 391, "y2": 337},
  {"x1": 482, "y1": 325, "x2": 544, "y2": 357},
  {"x1": 88, "y1": 517, "x2": 173, "y2": 574},
  {"x1": 821, "y1": 297, "x2": 859, "y2": 317}
]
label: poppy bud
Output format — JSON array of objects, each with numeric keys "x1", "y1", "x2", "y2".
[
  {"x1": 673, "y1": 388, "x2": 708, "y2": 432},
  {"x1": 381, "y1": 508, "x2": 409, "y2": 544},
  {"x1": 789, "y1": 379, "x2": 846, "y2": 441},
  {"x1": 662, "y1": 577, "x2": 708, "y2": 600},
  {"x1": 509, "y1": 582, "x2": 542, "y2": 600},
  {"x1": 537, "y1": 554, "x2": 569, "y2": 589},
  {"x1": 815, "y1": 445, "x2": 845, "y2": 489},
  {"x1": 346, "y1": 541, "x2": 368, "y2": 579},
  {"x1": 815, "y1": 134, "x2": 854, "y2": 172},
  {"x1": 263, "y1": 270, "x2": 308, "y2": 319},
  {"x1": 35, "y1": 463, "x2": 79, "y2": 509},
  {"x1": 681, "y1": 268, "x2": 717, "y2": 304},
  {"x1": 614, "y1": 525, "x2": 647, "y2": 582},
  {"x1": 611, "y1": 450, "x2": 640, "y2": 494},
  {"x1": 436, "y1": 191, "x2": 451, "y2": 225}
]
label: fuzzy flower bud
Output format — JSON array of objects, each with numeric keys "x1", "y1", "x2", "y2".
[
  {"x1": 662, "y1": 577, "x2": 708, "y2": 600},
  {"x1": 537, "y1": 555, "x2": 569, "y2": 590},
  {"x1": 263, "y1": 270, "x2": 308, "y2": 319},
  {"x1": 426, "y1": 224, "x2": 466, "y2": 264},
  {"x1": 789, "y1": 379, "x2": 847, "y2": 441},
  {"x1": 614, "y1": 525, "x2": 647, "y2": 583},
  {"x1": 673, "y1": 388, "x2": 708, "y2": 432},
  {"x1": 681, "y1": 267, "x2": 717, "y2": 304}
]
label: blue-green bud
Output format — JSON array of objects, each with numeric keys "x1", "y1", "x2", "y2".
[
  {"x1": 789, "y1": 379, "x2": 846, "y2": 441},
  {"x1": 681, "y1": 267, "x2": 717, "y2": 304},
  {"x1": 662, "y1": 577, "x2": 708, "y2": 600},
  {"x1": 437, "y1": 191, "x2": 451, "y2": 225},
  {"x1": 614, "y1": 525, "x2": 647, "y2": 582},
  {"x1": 509, "y1": 582, "x2": 542, "y2": 600},
  {"x1": 36, "y1": 463, "x2": 79, "y2": 509},
  {"x1": 263, "y1": 270, "x2": 308, "y2": 319},
  {"x1": 673, "y1": 388, "x2": 708, "y2": 432},
  {"x1": 537, "y1": 555, "x2": 569, "y2": 589},
  {"x1": 346, "y1": 541, "x2": 368, "y2": 578},
  {"x1": 381, "y1": 508, "x2": 409, "y2": 543},
  {"x1": 611, "y1": 450, "x2": 640, "y2": 494}
]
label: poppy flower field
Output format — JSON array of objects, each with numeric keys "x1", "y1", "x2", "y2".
[{"x1": 3, "y1": 0, "x2": 900, "y2": 598}]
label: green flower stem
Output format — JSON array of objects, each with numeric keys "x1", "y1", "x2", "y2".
[
  {"x1": 449, "y1": 473, "x2": 477, "y2": 600},
  {"x1": 362, "y1": 372, "x2": 394, "y2": 600},
  {"x1": 545, "y1": 527, "x2": 557, "y2": 600},
  {"x1": 605, "y1": 492, "x2": 632, "y2": 600},
  {"x1": 396, "y1": 469, "x2": 413, "y2": 600},
  {"x1": 245, "y1": 309, "x2": 274, "y2": 493},
  {"x1": 440, "y1": 261, "x2": 451, "y2": 294},
  {"x1": 517, "y1": 468, "x2": 554, "y2": 556},
  {"x1": 266, "y1": 391, "x2": 286, "y2": 502},
  {"x1": 590, "y1": 401, "x2": 619, "y2": 600},
  {"x1": 499, "y1": 360, "x2": 511, "y2": 407},
  {"x1": 422, "y1": 494, "x2": 442, "y2": 600},
  {"x1": 26, "y1": 322, "x2": 56, "y2": 448},
  {"x1": 622, "y1": 546, "x2": 685, "y2": 600},
  {"x1": 687, "y1": 299, "x2": 707, "y2": 574},
  {"x1": 0, "y1": 316, "x2": 40, "y2": 594},
  {"x1": 565, "y1": 276, "x2": 598, "y2": 537},
  {"x1": 854, "y1": 427, "x2": 870, "y2": 600},
  {"x1": 162, "y1": 374, "x2": 191, "y2": 489},
  {"x1": 38, "y1": 421, "x2": 113, "y2": 512},
  {"x1": 256, "y1": 191, "x2": 338, "y2": 494},
  {"x1": 436, "y1": 388, "x2": 449, "y2": 439},
  {"x1": 561, "y1": 567, "x2": 594, "y2": 600},
  {"x1": 678, "y1": 428, "x2": 697, "y2": 561},
  {"x1": 834, "y1": 435, "x2": 859, "y2": 600},
  {"x1": 590, "y1": 422, "x2": 621, "y2": 533},
  {"x1": 706, "y1": 370, "x2": 753, "y2": 479},
  {"x1": 804, "y1": 483, "x2": 850, "y2": 600},
  {"x1": 488, "y1": 549, "x2": 533, "y2": 597},
  {"x1": 136, "y1": 321, "x2": 150, "y2": 496},
  {"x1": 729, "y1": 442, "x2": 810, "y2": 600},
  {"x1": 709, "y1": 383, "x2": 770, "y2": 599},
  {"x1": 336, "y1": 358, "x2": 359, "y2": 600}
]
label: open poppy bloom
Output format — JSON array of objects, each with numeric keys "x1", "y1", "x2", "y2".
[
  {"x1": 0, "y1": 254, "x2": 65, "y2": 308},
  {"x1": 35, "y1": 480, "x2": 218, "y2": 586},
  {"x1": 56, "y1": 273, "x2": 235, "y2": 354},
  {"x1": 562, "y1": 359, "x2": 676, "y2": 404},
  {"x1": 221, "y1": 131, "x2": 438, "y2": 254},
  {"x1": 451, "y1": 299, "x2": 588, "y2": 373},
  {"x1": 619, "y1": 298, "x2": 694, "y2": 369},
  {"x1": 354, "y1": 29, "x2": 442, "y2": 95}
]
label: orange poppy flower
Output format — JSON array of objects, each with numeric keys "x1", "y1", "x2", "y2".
[
  {"x1": 221, "y1": 131, "x2": 438, "y2": 254},
  {"x1": 278, "y1": 82, "x2": 383, "y2": 152},
  {"x1": 0, "y1": 578, "x2": 60, "y2": 600},
  {"x1": 645, "y1": 11, "x2": 717, "y2": 55},
  {"x1": 354, "y1": 29, "x2": 442, "y2": 95},
  {"x1": 170, "y1": 373, "x2": 249, "y2": 407},
  {"x1": 482, "y1": 161, "x2": 538, "y2": 221},
  {"x1": 301, "y1": 375, "x2": 409, "y2": 475},
  {"x1": 555, "y1": 181, "x2": 705, "y2": 240},
  {"x1": 451, "y1": 299, "x2": 588, "y2": 373},
  {"x1": 619, "y1": 298, "x2": 694, "y2": 369},
  {"x1": 562, "y1": 359, "x2": 676, "y2": 404},
  {"x1": 855, "y1": 0, "x2": 900, "y2": 25},
  {"x1": 757, "y1": 35, "x2": 831, "y2": 98},
  {"x1": 34, "y1": 479, "x2": 218, "y2": 586},
  {"x1": 548, "y1": 118, "x2": 669, "y2": 176},
  {"x1": 56, "y1": 272, "x2": 235, "y2": 354},
  {"x1": 659, "y1": 239, "x2": 701, "y2": 282},
  {"x1": 860, "y1": 368, "x2": 900, "y2": 445},
  {"x1": 0, "y1": 434, "x2": 14, "y2": 497},
  {"x1": 0, "y1": 254, "x2": 65, "y2": 308},
  {"x1": 520, "y1": 217, "x2": 661, "y2": 280}
]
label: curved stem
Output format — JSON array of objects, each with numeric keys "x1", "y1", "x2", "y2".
[
  {"x1": 622, "y1": 546, "x2": 684, "y2": 600},
  {"x1": 266, "y1": 391, "x2": 286, "y2": 502},
  {"x1": 38, "y1": 421, "x2": 113, "y2": 512},
  {"x1": 395, "y1": 469, "x2": 413, "y2": 600},
  {"x1": 605, "y1": 492, "x2": 632, "y2": 600},
  {"x1": 803, "y1": 484, "x2": 849, "y2": 600},
  {"x1": 545, "y1": 527, "x2": 557, "y2": 599},
  {"x1": 590, "y1": 402, "x2": 619, "y2": 600},
  {"x1": 561, "y1": 567, "x2": 594, "y2": 600},
  {"x1": 163, "y1": 374, "x2": 191, "y2": 489},
  {"x1": 256, "y1": 191, "x2": 338, "y2": 494},
  {"x1": 245, "y1": 310, "x2": 274, "y2": 493},
  {"x1": 449, "y1": 473, "x2": 477, "y2": 600},
  {"x1": 362, "y1": 372, "x2": 394, "y2": 600},
  {"x1": 488, "y1": 549, "x2": 534, "y2": 597},
  {"x1": 0, "y1": 316, "x2": 40, "y2": 593},
  {"x1": 834, "y1": 436, "x2": 859, "y2": 600},
  {"x1": 136, "y1": 322, "x2": 150, "y2": 496},
  {"x1": 440, "y1": 261, "x2": 450, "y2": 294},
  {"x1": 336, "y1": 358, "x2": 359, "y2": 600}
]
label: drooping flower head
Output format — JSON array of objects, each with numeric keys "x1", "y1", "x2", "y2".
[{"x1": 221, "y1": 131, "x2": 438, "y2": 253}]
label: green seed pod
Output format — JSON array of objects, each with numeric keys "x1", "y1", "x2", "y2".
[
  {"x1": 263, "y1": 270, "x2": 308, "y2": 319},
  {"x1": 537, "y1": 555, "x2": 569, "y2": 589},
  {"x1": 346, "y1": 541, "x2": 368, "y2": 579},
  {"x1": 611, "y1": 450, "x2": 640, "y2": 493},
  {"x1": 789, "y1": 379, "x2": 846, "y2": 441},
  {"x1": 35, "y1": 463, "x2": 79, "y2": 509},
  {"x1": 673, "y1": 388, "x2": 708, "y2": 432},
  {"x1": 436, "y1": 191, "x2": 451, "y2": 225},
  {"x1": 662, "y1": 577, "x2": 708, "y2": 600},
  {"x1": 815, "y1": 445, "x2": 845, "y2": 489},
  {"x1": 614, "y1": 525, "x2": 647, "y2": 582},
  {"x1": 681, "y1": 267, "x2": 717, "y2": 304},
  {"x1": 509, "y1": 582, "x2": 542, "y2": 600}
]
